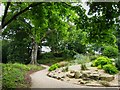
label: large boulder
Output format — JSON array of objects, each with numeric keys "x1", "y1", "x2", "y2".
[
  {"x1": 69, "y1": 65, "x2": 81, "y2": 72},
  {"x1": 99, "y1": 74, "x2": 114, "y2": 81}
]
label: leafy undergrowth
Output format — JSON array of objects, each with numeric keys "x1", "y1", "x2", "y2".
[
  {"x1": 91, "y1": 56, "x2": 119, "y2": 75},
  {"x1": 38, "y1": 57, "x2": 72, "y2": 66},
  {"x1": 1, "y1": 63, "x2": 44, "y2": 89}
]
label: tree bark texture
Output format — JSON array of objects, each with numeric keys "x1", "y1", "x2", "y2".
[{"x1": 30, "y1": 40, "x2": 38, "y2": 65}]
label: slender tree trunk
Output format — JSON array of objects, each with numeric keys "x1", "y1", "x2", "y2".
[{"x1": 30, "y1": 40, "x2": 38, "y2": 65}]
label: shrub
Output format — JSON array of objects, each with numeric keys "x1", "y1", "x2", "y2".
[
  {"x1": 12, "y1": 63, "x2": 30, "y2": 71},
  {"x1": 48, "y1": 64, "x2": 60, "y2": 71},
  {"x1": 103, "y1": 64, "x2": 118, "y2": 75},
  {"x1": 102, "y1": 46, "x2": 118, "y2": 58},
  {"x1": 91, "y1": 56, "x2": 112, "y2": 68}
]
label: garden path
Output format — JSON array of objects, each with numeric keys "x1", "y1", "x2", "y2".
[{"x1": 30, "y1": 64, "x2": 88, "y2": 88}]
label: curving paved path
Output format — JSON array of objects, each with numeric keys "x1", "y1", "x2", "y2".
[
  {"x1": 30, "y1": 65, "x2": 119, "y2": 89},
  {"x1": 30, "y1": 65, "x2": 88, "y2": 88}
]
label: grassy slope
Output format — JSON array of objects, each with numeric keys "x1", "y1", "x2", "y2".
[{"x1": 1, "y1": 63, "x2": 44, "y2": 89}]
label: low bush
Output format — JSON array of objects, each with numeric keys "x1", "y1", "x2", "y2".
[
  {"x1": 103, "y1": 64, "x2": 118, "y2": 75},
  {"x1": 2, "y1": 63, "x2": 43, "y2": 89},
  {"x1": 102, "y1": 46, "x2": 118, "y2": 58},
  {"x1": 48, "y1": 64, "x2": 60, "y2": 71},
  {"x1": 91, "y1": 56, "x2": 112, "y2": 68}
]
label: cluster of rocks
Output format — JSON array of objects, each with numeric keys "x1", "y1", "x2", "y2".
[{"x1": 47, "y1": 65, "x2": 119, "y2": 87}]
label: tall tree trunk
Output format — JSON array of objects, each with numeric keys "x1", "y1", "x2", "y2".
[{"x1": 30, "y1": 40, "x2": 38, "y2": 65}]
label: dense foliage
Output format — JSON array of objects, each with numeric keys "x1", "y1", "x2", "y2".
[
  {"x1": 92, "y1": 56, "x2": 119, "y2": 74},
  {"x1": 103, "y1": 64, "x2": 118, "y2": 75},
  {"x1": 91, "y1": 56, "x2": 113, "y2": 68},
  {"x1": 1, "y1": 2, "x2": 119, "y2": 64},
  {"x1": 102, "y1": 46, "x2": 118, "y2": 58}
]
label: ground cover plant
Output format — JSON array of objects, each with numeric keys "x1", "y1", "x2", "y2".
[{"x1": 1, "y1": 63, "x2": 44, "y2": 89}]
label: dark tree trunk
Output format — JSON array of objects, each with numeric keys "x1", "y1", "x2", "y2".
[{"x1": 30, "y1": 40, "x2": 38, "y2": 65}]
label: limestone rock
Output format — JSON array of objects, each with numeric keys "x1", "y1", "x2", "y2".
[
  {"x1": 66, "y1": 72, "x2": 75, "y2": 78},
  {"x1": 78, "y1": 79, "x2": 87, "y2": 84},
  {"x1": 85, "y1": 81, "x2": 102, "y2": 87},
  {"x1": 69, "y1": 65, "x2": 81, "y2": 72},
  {"x1": 82, "y1": 70, "x2": 91, "y2": 74},
  {"x1": 81, "y1": 72, "x2": 90, "y2": 78},
  {"x1": 99, "y1": 74, "x2": 114, "y2": 81},
  {"x1": 74, "y1": 71, "x2": 82, "y2": 79},
  {"x1": 99, "y1": 81, "x2": 110, "y2": 87},
  {"x1": 47, "y1": 72, "x2": 54, "y2": 77},
  {"x1": 89, "y1": 73, "x2": 99, "y2": 80}
]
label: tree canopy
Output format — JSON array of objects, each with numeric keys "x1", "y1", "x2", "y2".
[{"x1": 1, "y1": 1, "x2": 119, "y2": 64}]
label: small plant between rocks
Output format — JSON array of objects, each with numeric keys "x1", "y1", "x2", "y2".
[
  {"x1": 74, "y1": 54, "x2": 89, "y2": 70},
  {"x1": 48, "y1": 63, "x2": 60, "y2": 71}
]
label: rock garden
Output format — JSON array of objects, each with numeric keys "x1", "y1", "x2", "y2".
[{"x1": 47, "y1": 55, "x2": 120, "y2": 87}]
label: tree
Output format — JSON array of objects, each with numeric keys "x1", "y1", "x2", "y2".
[
  {"x1": 2, "y1": 2, "x2": 88, "y2": 64},
  {"x1": 85, "y1": 1, "x2": 119, "y2": 52}
]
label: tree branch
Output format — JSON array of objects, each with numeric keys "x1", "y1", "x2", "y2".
[
  {"x1": 1, "y1": 2, "x2": 11, "y2": 27},
  {"x1": 2, "y1": 2, "x2": 42, "y2": 29}
]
